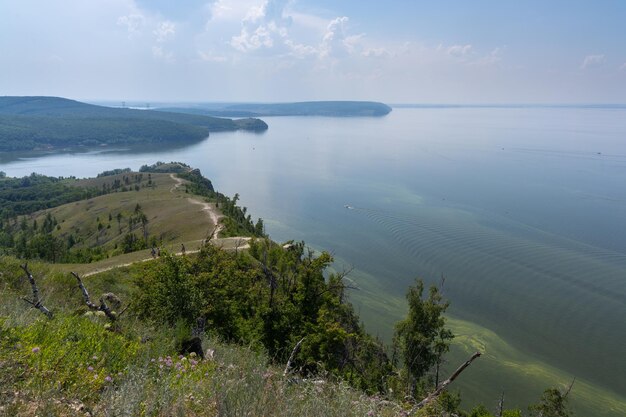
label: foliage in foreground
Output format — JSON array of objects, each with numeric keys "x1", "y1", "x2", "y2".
[
  {"x1": 133, "y1": 240, "x2": 392, "y2": 394},
  {"x1": 0, "y1": 245, "x2": 575, "y2": 416}
]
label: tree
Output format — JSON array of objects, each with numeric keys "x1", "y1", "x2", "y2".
[
  {"x1": 394, "y1": 278, "x2": 453, "y2": 396},
  {"x1": 528, "y1": 388, "x2": 572, "y2": 417}
]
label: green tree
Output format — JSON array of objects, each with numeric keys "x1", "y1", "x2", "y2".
[
  {"x1": 394, "y1": 278, "x2": 453, "y2": 396},
  {"x1": 529, "y1": 388, "x2": 572, "y2": 417}
]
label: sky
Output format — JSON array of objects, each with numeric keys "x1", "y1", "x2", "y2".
[{"x1": 1, "y1": 0, "x2": 625, "y2": 103}]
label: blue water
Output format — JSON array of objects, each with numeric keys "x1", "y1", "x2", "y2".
[{"x1": 1, "y1": 107, "x2": 626, "y2": 404}]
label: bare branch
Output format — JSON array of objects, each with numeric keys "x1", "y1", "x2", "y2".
[
  {"x1": 20, "y1": 264, "x2": 52, "y2": 318},
  {"x1": 71, "y1": 271, "x2": 117, "y2": 321},
  {"x1": 284, "y1": 337, "x2": 306, "y2": 376},
  {"x1": 71, "y1": 272, "x2": 98, "y2": 310},
  {"x1": 117, "y1": 301, "x2": 132, "y2": 318},
  {"x1": 99, "y1": 296, "x2": 117, "y2": 321},
  {"x1": 409, "y1": 351, "x2": 482, "y2": 414},
  {"x1": 563, "y1": 377, "x2": 576, "y2": 399}
]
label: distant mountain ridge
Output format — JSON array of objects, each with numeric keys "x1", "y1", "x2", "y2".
[
  {"x1": 156, "y1": 100, "x2": 392, "y2": 117},
  {"x1": 0, "y1": 96, "x2": 268, "y2": 151}
]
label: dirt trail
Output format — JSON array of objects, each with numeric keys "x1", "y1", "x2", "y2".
[
  {"x1": 83, "y1": 237, "x2": 252, "y2": 277},
  {"x1": 80, "y1": 175, "x2": 251, "y2": 277},
  {"x1": 169, "y1": 173, "x2": 224, "y2": 237}
]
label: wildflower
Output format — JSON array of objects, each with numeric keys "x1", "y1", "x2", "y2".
[
  {"x1": 178, "y1": 354, "x2": 184, "y2": 360},
  {"x1": 104, "y1": 376, "x2": 112, "y2": 382},
  {"x1": 31, "y1": 347, "x2": 40, "y2": 354},
  {"x1": 87, "y1": 366, "x2": 94, "y2": 372},
  {"x1": 92, "y1": 355, "x2": 98, "y2": 361},
  {"x1": 189, "y1": 352, "x2": 196, "y2": 358},
  {"x1": 150, "y1": 358, "x2": 156, "y2": 363}
]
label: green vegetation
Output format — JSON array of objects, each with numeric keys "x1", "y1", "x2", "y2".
[
  {"x1": 0, "y1": 96, "x2": 268, "y2": 151},
  {"x1": 0, "y1": 173, "x2": 101, "y2": 218},
  {"x1": 0, "y1": 164, "x2": 264, "y2": 264},
  {"x1": 0, "y1": 163, "x2": 586, "y2": 416},
  {"x1": 158, "y1": 100, "x2": 393, "y2": 117}
]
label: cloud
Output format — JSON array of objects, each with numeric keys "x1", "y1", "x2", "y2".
[
  {"x1": 117, "y1": 14, "x2": 145, "y2": 37},
  {"x1": 229, "y1": 0, "x2": 292, "y2": 53},
  {"x1": 620, "y1": 62, "x2": 626, "y2": 71},
  {"x1": 154, "y1": 21, "x2": 176, "y2": 42},
  {"x1": 446, "y1": 44, "x2": 473, "y2": 58},
  {"x1": 232, "y1": 25, "x2": 274, "y2": 51},
  {"x1": 319, "y1": 17, "x2": 364, "y2": 58},
  {"x1": 581, "y1": 54, "x2": 605, "y2": 69}
]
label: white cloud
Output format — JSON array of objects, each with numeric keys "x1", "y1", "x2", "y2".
[
  {"x1": 319, "y1": 17, "x2": 364, "y2": 59},
  {"x1": 117, "y1": 13, "x2": 145, "y2": 37},
  {"x1": 232, "y1": 26, "x2": 274, "y2": 51},
  {"x1": 581, "y1": 54, "x2": 605, "y2": 69},
  {"x1": 154, "y1": 21, "x2": 176, "y2": 42},
  {"x1": 210, "y1": 0, "x2": 259, "y2": 21},
  {"x1": 470, "y1": 47, "x2": 504, "y2": 67},
  {"x1": 229, "y1": 0, "x2": 292, "y2": 53},
  {"x1": 446, "y1": 44, "x2": 473, "y2": 58}
]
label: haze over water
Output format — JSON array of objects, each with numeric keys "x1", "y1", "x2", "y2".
[{"x1": 1, "y1": 107, "x2": 626, "y2": 412}]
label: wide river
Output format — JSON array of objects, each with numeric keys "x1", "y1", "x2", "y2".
[{"x1": 1, "y1": 107, "x2": 625, "y2": 413}]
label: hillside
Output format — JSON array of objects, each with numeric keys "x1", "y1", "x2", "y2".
[
  {"x1": 0, "y1": 164, "x2": 584, "y2": 417},
  {"x1": 0, "y1": 97, "x2": 268, "y2": 151},
  {"x1": 157, "y1": 100, "x2": 393, "y2": 117}
]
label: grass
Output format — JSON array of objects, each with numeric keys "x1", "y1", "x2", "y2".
[{"x1": 0, "y1": 256, "x2": 403, "y2": 417}]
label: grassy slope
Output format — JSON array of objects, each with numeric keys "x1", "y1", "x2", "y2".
[{"x1": 28, "y1": 172, "x2": 215, "y2": 256}]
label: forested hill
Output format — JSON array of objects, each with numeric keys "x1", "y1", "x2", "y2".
[
  {"x1": 157, "y1": 100, "x2": 393, "y2": 117},
  {"x1": 0, "y1": 96, "x2": 268, "y2": 151}
]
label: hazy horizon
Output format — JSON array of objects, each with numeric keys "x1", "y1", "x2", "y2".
[{"x1": 2, "y1": 1, "x2": 626, "y2": 103}]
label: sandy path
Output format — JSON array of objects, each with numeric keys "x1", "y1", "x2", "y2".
[
  {"x1": 83, "y1": 237, "x2": 252, "y2": 277},
  {"x1": 169, "y1": 173, "x2": 224, "y2": 236},
  {"x1": 79, "y1": 175, "x2": 250, "y2": 277}
]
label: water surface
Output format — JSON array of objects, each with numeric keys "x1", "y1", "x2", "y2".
[{"x1": 2, "y1": 108, "x2": 625, "y2": 410}]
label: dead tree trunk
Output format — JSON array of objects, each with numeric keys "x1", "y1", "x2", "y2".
[
  {"x1": 409, "y1": 351, "x2": 482, "y2": 414},
  {"x1": 284, "y1": 337, "x2": 306, "y2": 376},
  {"x1": 21, "y1": 264, "x2": 53, "y2": 318},
  {"x1": 71, "y1": 272, "x2": 117, "y2": 321}
]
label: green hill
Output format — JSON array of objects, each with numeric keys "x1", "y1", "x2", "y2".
[
  {"x1": 0, "y1": 96, "x2": 268, "y2": 151},
  {"x1": 157, "y1": 100, "x2": 393, "y2": 117}
]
